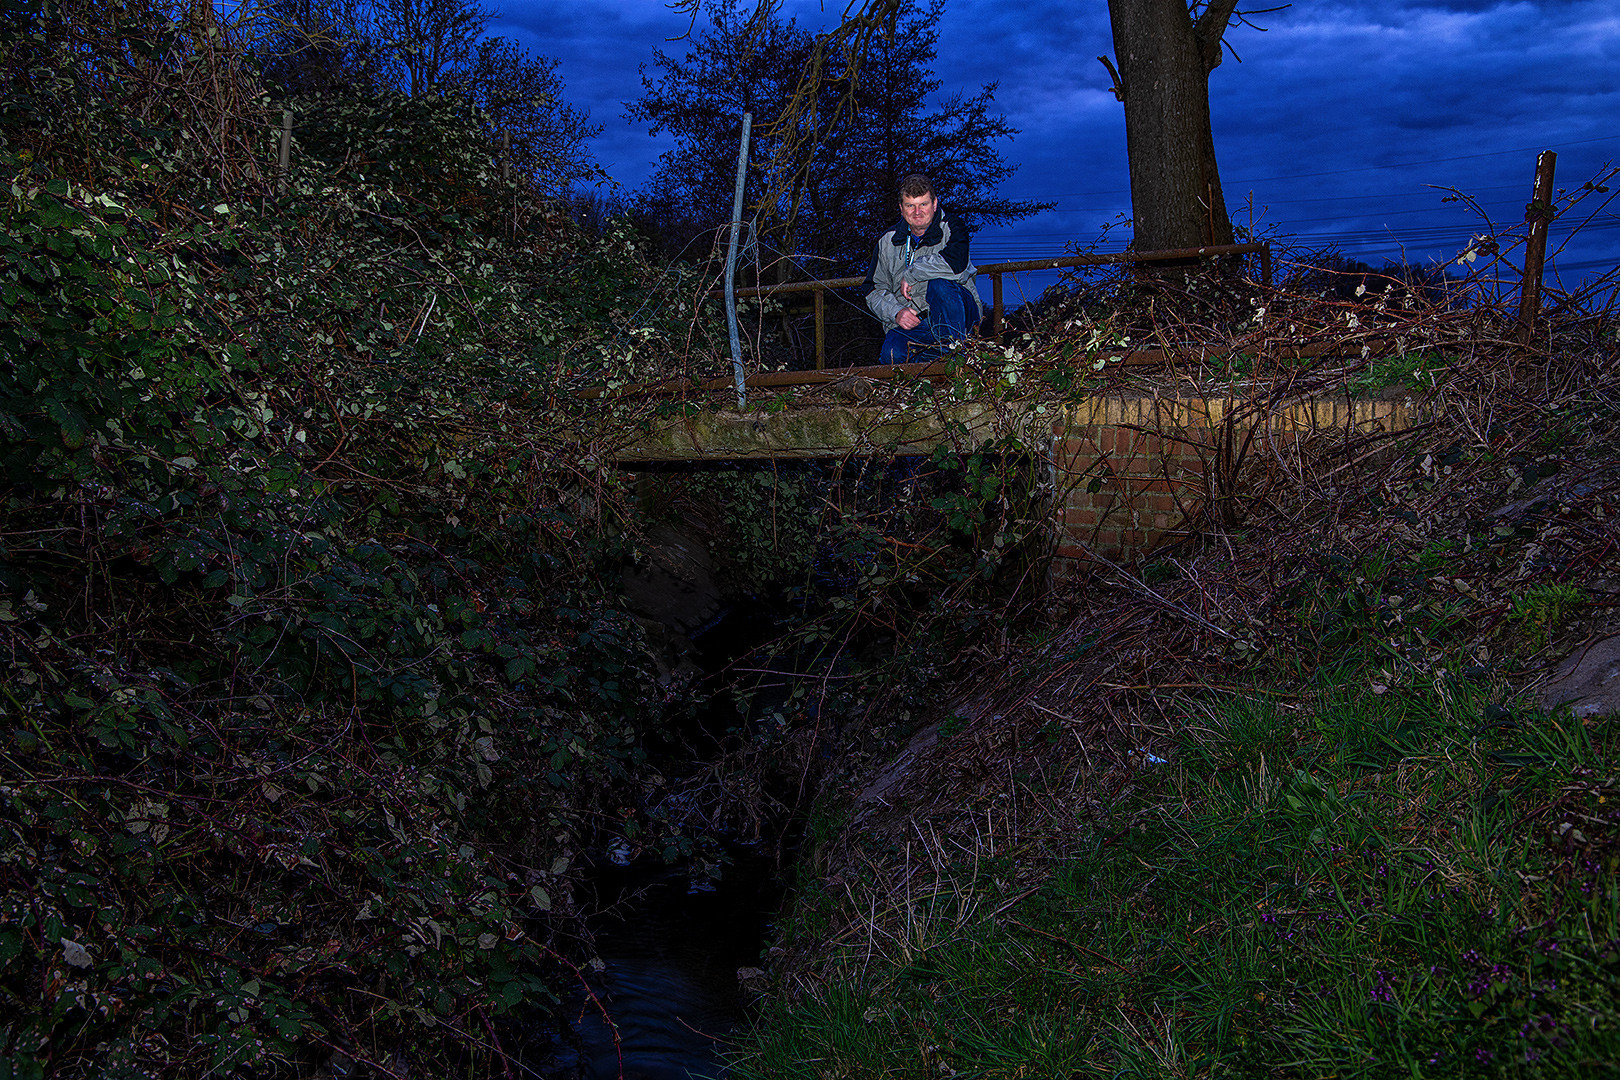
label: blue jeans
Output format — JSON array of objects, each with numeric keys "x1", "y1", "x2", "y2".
[{"x1": 879, "y1": 278, "x2": 979, "y2": 364}]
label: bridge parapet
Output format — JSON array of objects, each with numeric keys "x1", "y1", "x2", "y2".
[{"x1": 615, "y1": 389, "x2": 1410, "y2": 580}]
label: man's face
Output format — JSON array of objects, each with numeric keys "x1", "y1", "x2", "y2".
[{"x1": 900, "y1": 192, "x2": 937, "y2": 236}]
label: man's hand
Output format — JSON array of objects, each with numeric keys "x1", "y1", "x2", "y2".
[
  {"x1": 895, "y1": 307, "x2": 921, "y2": 330},
  {"x1": 900, "y1": 279, "x2": 913, "y2": 301}
]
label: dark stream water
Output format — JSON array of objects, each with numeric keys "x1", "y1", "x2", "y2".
[
  {"x1": 548, "y1": 604, "x2": 794, "y2": 1079},
  {"x1": 558, "y1": 851, "x2": 781, "y2": 1079}
]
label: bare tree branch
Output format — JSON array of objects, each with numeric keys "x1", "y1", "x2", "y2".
[
  {"x1": 1193, "y1": 0, "x2": 1240, "y2": 73},
  {"x1": 1097, "y1": 53, "x2": 1125, "y2": 102}
]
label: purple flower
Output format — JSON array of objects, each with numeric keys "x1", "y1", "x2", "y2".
[
  {"x1": 1370, "y1": 970, "x2": 1396, "y2": 1004},
  {"x1": 1476, "y1": 1048, "x2": 1495, "y2": 1063}
]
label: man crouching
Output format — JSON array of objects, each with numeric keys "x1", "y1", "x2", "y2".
[{"x1": 863, "y1": 173, "x2": 983, "y2": 364}]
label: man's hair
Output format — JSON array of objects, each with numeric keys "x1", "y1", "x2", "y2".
[{"x1": 898, "y1": 173, "x2": 934, "y2": 200}]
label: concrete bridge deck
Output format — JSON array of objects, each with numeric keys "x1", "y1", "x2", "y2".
[{"x1": 610, "y1": 356, "x2": 1413, "y2": 566}]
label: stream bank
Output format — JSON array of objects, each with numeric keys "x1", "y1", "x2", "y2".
[
  {"x1": 555, "y1": 456, "x2": 1052, "y2": 1077},
  {"x1": 721, "y1": 395, "x2": 1620, "y2": 1078}
]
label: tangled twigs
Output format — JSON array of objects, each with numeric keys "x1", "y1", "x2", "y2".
[{"x1": 1069, "y1": 541, "x2": 1236, "y2": 642}]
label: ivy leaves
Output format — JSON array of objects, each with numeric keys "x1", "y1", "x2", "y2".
[{"x1": 0, "y1": 7, "x2": 686, "y2": 1076}]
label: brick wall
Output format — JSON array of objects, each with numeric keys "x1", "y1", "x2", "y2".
[{"x1": 1049, "y1": 395, "x2": 1407, "y2": 575}]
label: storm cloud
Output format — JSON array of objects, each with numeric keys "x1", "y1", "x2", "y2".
[{"x1": 500, "y1": 0, "x2": 1618, "y2": 283}]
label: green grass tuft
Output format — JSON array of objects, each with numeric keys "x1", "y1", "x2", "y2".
[{"x1": 733, "y1": 657, "x2": 1620, "y2": 1078}]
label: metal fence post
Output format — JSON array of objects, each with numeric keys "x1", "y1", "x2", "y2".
[
  {"x1": 991, "y1": 273, "x2": 1004, "y2": 339},
  {"x1": 723, "y1": 112, "x2": 753, "y2": 409}
]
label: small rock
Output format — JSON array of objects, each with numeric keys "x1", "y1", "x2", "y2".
[{"x1": 1536, "y1": 634, "x2": 1620, "y2": 720}]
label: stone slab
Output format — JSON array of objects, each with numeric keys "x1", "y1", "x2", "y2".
[{"x1": 616, "y1": 401, "x2": 1054, "y2": 461}]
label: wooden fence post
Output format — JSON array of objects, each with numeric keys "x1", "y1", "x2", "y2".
[
  {"x1": 1516, "y1": 149, "x2": 1557, "y2": 343},
  {"x1": 991, "y1": 272, "x2": 1004, "y2": 339},
  {"x1": 814, "y1": 288, "x2": 825, "y2": 370}
]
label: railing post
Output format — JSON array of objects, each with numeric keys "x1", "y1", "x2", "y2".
[
  {"x1": 814, "y1": 288, "x2": 825, "y2": 370},
  {"x1": 991, "y1": 272, "x2": 1004, "y2": 339}
]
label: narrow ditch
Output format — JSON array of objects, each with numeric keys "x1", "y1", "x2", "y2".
[{"x1": 545, "y1": 595, "x2": 808, "y2": 1079}]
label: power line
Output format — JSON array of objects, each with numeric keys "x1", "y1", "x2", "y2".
[
  {"x1": 1551, "y1": 257, "x2": 1620, "y2": 273},
  {"x1": 1268, "y1": 202, "x2": 1523, "y2": 227},
  {"x1": 1224, "y1": 134, "x2": 1620, "y2": 185},
  {"x1": 974, "y1": 216, "x2": 1616, "y2": 265},
  {"x1": 980, "y1": 211, "x2": 1615, "y2": 246},
  {"x1": 1251, "y1": 184, "x2": 1522, "y2": 207},
  {"x1": 1003, "y1": 134, "x2": 1620, "y2": 202}
]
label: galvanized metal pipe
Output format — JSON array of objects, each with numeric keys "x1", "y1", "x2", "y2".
[{"x1": 723, "y1": 112, "x2": 752, "y2": 409}]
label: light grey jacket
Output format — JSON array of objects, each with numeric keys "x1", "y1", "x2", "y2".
[{"x1": 863, "y1": 206, "x2": 981, "y2": 333}]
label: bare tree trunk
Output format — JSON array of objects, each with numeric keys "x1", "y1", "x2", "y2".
[{"x1": 1107, "y1": 0, "x2": 1235, "y2": 252}]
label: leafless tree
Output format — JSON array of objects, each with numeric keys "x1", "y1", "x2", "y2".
[
  {"x1": 369, "y1": 0, "x2": 491, "y2": 96},
  {"x1": 701, "y1": 0, "x2": 1275, "y2": 256},
  {"x1": 636, "y1": 0, "x2": 1043, "y2": 272}
]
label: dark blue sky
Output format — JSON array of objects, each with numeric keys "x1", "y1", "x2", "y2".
[{"x1": 497, "y1": 0, "x2": 1618, "y2": 302}]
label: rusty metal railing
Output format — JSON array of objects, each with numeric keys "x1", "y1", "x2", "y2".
[{"x1": 713, "y1": 242, "x2": 1271, "y2": 369}]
